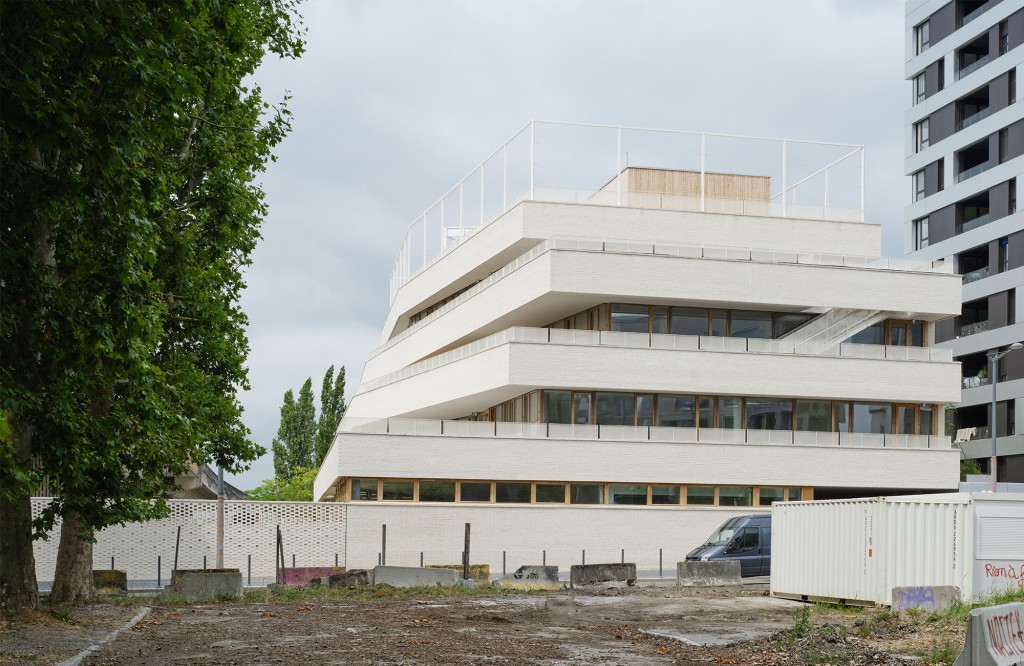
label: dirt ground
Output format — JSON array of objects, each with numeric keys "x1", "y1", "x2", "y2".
[{"x1": 0, "y1": 585, "x2": 968, "y2": 665}]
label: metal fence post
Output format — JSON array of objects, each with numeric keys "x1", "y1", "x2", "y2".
[
  {"x1": 248, "y1": 554, "x2": 252, "y2": 587},
  {"x1": 582, "y1": 549, "x2": 585, "y2": 566},
  {"x1": 502, "y1": 551, "x2": 506, "y2": 577},
  {"x1": 659, "y1": 548, "x2": 663, "y2": 578},
  {"x1": 111, "y1": 556, "x2": 114, "y2": 571},
  {"x1": 543, "y1": 550, "x2": 546, "y2": 566},
  {"x1": 157, "y1": 556, "x2": 161, "y2": 588}
]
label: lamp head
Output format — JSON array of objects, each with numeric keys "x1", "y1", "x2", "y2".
[{"x1": 1011, "y1": 343, "x2": 1024, "y2": 352}]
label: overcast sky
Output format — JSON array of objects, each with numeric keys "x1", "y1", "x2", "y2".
[{"x1": 228, "y1": 0, "x2": 910, "y2": 489}]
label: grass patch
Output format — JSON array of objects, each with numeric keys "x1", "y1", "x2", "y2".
[{"x1": 922, "y1": 638, "x2": 960, "y2": 665}]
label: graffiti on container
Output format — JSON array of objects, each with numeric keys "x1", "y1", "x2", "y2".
[
  {"x1": 984, "y1": 563, "x2": 1024, "y2": 588},
  {"x1": 894, "y1": 586, "x2": 936, "y2": 611},
  {"x1": 982, "y1": 606, "x2": 1024, "y2": 660}
]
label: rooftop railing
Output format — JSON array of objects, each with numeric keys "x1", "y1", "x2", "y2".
[
  {"x1": 339, "y1": 416, "x2": 951, "y2": 451},
  {"x1": 389, "y1": 121, "x2": 865, "y2": 303},
  {"x1": 358, "y1": 325, "x2": 955, "y2": 394},
  {"x1": 373, "y1": 235, "x2": 952, "y2": 359}
]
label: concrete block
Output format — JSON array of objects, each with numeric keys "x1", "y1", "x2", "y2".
[
  {"x1": 167, "y1": 569, "x2": 243, "y2": 601},
  {"x1": 570, "y1": 563, "x2": 636, "y2": 588},
  {"x1": 371, "y1": 566, "x2": 459, "y2": 588},
  {"x1": 954, "y1": 602, "x2": 1024, "y2": 666},
  {"x1": 427, "y1": 563, "x2": 490, "y2": 581},
  {"x1": 676, "y1": 561, "x2": 742, "y2": 587},
  {"x1": 892, "y1": 586, "x2": 960, "y2": 612},
  {"x1": 327, "y1": 569, "x2": 370, "y2": 588},
  {"x1": 92, "y1": 570, "x2": 127, "y2": 593},
  {"x1": 282, "y1": 566, "x2": 346, "y2": 587},
  {"x1": 496, "y1": 565, "x2": 560, "y2": 590}
]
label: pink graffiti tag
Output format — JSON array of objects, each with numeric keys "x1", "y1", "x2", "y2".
[
  {"x1": 984, "y1": 563, "x2": 1024, "y2": 588},
  {"x1": 984, "y1": 608, "x2": 1024, "y2": 659}
]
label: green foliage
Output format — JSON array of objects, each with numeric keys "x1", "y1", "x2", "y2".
[
  {"x1": 315, "y1": 366, "x2": 345, "y2": 465},
  {"x1": 924, "y1": 639, "x2": 959, "y2": 665},
  {"x1": 0, "y1": 0, "x2": 304, "y2": 549},
  {"x1": 246, "y1": 467, "x2": 316, "y2": 501},
  {"x1": 959, "y1": 457, "x2": 982, "y2": 480}
]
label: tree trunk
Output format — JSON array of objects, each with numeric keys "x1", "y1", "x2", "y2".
[
  {"x1": 49, "y1": 510, "x2": 95, "y2": 603},
  {"x1": 0, "y1": 421, "x2": 40, "y2": 611}
]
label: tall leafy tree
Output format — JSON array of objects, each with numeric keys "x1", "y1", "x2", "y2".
[
  {"x1": 0, "y1": 0, "x2": 304, "y2": 608},
  {"x1": 292, "y1": 378, "x2": 317, "y2": 470},
  {"x1": 315, "y1": 365, "x2": 346, "y2": 464},
  {"x1": 271, "y1": 389, "x2": 298, "y2": 481}
]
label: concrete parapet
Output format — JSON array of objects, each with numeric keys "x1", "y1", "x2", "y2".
[
  {"x1": 676, "y1": 561, "x2": 741, "y2": 587},
  {"x1": 954, "y1": 602, "x2": 1024, "y2": 666},
  {"x1": 371, "y1": 566, "x2": 459, "y2": 588},
  {"x1": 892, "y1": 586, "x2": 959, "y2": 612},
  {"x1": 93, "y1": 570, "x2": 127, "y2": 594},
  {"x1": 570, "y1": 563, "x2": 636, "y2": 588},
  {"x1": 167, "y1": 569, "x2": 243, "y2": 600},
  {"x1": 496, "y1": 565, "x2": 560, "y2": 590}
]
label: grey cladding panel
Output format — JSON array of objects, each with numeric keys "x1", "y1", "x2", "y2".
[
  {"x1": 930, "y1": 203, "x2": 957, "y2": 245},
  {"x1": 990, "y1": 72, "x2": 1010, "y2": 113},
  {"x1": 1010, "y1": 7, "x2": 1024, "y2": 50},
  {"x1": 935, "y1": 317, "x2": 955, "y2": 344},
  {"x1": 931, "y1": 104, "x2": 956, "y2": 144},
  {"x1": 1007, "y1": 119, "x2": 1024, "y2": 161},
  {"x1": 926, "y1": 60, "x2": 944, "y2": 97},
  {"x1": 991, "y1": 181, "x2": 1010, "y2": 220},
  {"x1": 929, "y1": 2, "x2": 956, "y2": 45},
  {"x1": 1009, "y1": 230, "x2": 1024, "y2": 271},
  {"x1": 990, "y1": 290, "x2": 1009, "y2": 329},
  {"x1": 925, "y1": 159, "x2": 944, "y2": 197}
]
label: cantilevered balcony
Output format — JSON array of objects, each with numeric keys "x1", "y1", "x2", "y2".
[
  {"x1": 958, "y1": 244, "x2": 989, "y2": 285},
  {"x1": 956, "y1": 33, "x2": 991, "y2": 80}
]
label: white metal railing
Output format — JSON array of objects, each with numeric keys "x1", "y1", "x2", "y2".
[
  {"x1": 389, "y1": 121, "x2": 866, "y2": 303},
  {"x1": 339, "y1": 416, "x2": 951, "y2": 451},
  {"x1": 372, "y1": 236, "x2": 952, "y2": 360},
  {"x1": 358, "y1": 326, "x2": 954, "y2": 393}
]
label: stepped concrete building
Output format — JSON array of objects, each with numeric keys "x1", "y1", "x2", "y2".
[
  {"x1": 315, "y1": 122, "x2": 961, "y2": 571},
  {"x1": 904, "y1": 0, "x2": 1024, "y2": 482}
]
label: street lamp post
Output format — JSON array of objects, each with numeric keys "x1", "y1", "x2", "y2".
[{"x1": 987, "y1": 342, "x2": 1023, "y2": 492}]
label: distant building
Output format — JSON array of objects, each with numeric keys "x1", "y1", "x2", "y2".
[
  {"x1": 904, "y1": 0, "x2": 1024, "y2": 481},
  {"x1": 314, "y1": 121, "x2": 961, "y2": 569}
]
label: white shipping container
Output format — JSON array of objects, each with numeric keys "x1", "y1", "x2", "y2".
[{"x1": 771, "y1": 492, "x2": 1024, "y2": 606}]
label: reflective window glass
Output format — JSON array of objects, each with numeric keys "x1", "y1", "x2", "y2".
[
  {"x1": 652, "y1": 485, "x2": 680, "y2": 505},
  {"x1": 495, "y1": 482, "x2": 531, "y2": 503},
  {"x1": 698, "y1": 397, "x2": 714, "y2": 428},
  {"x1": 719, "y1": 486, "x2": 753, "y2": 506},
  {"x1": 636, "y1": 394, "x2": 654, "y2": 426},
  {"x1": 595, "y1": 392, "x2": 635, "y2": 425},
  {"x1": 847, "y1": 322, "x2": 884, "y2": 345},
  {"x1": 795, "y1": 400, "x2": 832, "y2": 432},
  {"x1": 535, "y1": 483, "x2": 565, "y2": 503},
  {"x1": 717, "y1": 397, "x2": 743, "y2": 429},
  {"x1": 759, "y1": 487, "x2": 784, "y2": 506},
  {"x1": 911, "y1": 322, "x2": 924, "y2": 347},
  {"x1": 897, "y1": 405, "x2": 916, "y2": 434},
  {"x1": 853, "y1": 402, "x2": 892, "y2": 434},
  {"x1": 670, "y1": 307, "x2": 709, "y2": 336},
  {"x1": 528, "y1": 391, "x2": 540, "y2": 423},
  {"x1": 352, "y1": 479, "x2": 378, "y2": 501},
  {"x1": 775, "y1": 313, "x2": 813, "y2": 338},
  {"x1": 609, "y1": 484, "x2": 647, "y2": 505},
  {"x1": 920, "y1": 405, "x2": 934, "y2": 436},
  {"x1": 382, "y1": 480, "x2": 414, "y2": 501},
  {"x1": 572, "y1": 392, "x2": 591, "y2": 424},
  {"x1": 544, "y1": 390, "x2": 571, "y2": 424},
  {"x1": 788, "y1": 487, "x2": 803, "y2": 501},
  {"x1": 730, "y1": 311, "x2": 772, "y2": 339},
  {"x1": 656, "y1": 394, "x2": 696, "y2": 427},
  {"x1": 459, "y1": 482, "x2": 491, "y2": 502},
  {"x1": 419, "y1": 480, "x2": 455, "y2": 502},
  {"x1": 651, "y1": 306, "x2": 669, "y2": 334},
  {"x1": 686, "y1": 486, "x2": 715, "y2": 505},
  {"x1": 611, "y1": 304, "x2": 649, "y2": 333},
  {"x1": 746, "y1": 399, "x2": 793, "y2": 430},
  {"x1": 710, "y1": 310, "x2": 728, "y2": 337},
  {"x1": 835, "y1": 402, "x2": 850, "y2": 433},
  {"x1": 569, "y1": 484, "x2": 604, "y2": 504}
]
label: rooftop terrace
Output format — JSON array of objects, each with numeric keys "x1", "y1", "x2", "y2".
[{"x1": 390, "y1": 121, "x2": 866, "y2": 302}]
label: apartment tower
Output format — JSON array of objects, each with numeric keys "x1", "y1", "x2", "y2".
[{"x1": 904, "y1": 0, "x2": 1024, "y2": 481}]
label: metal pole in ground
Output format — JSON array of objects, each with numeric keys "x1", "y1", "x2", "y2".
[
  {"x1": 463, "y1": 523, "x2": 471, "y2": 580},
  {"x1": 381, "y1": 524, "x2": 387, "y2": 566},
  {"x1": 174, "y1": 526, "x2": 181, "y2": 576},
  {"x1": 659, "y1": 549, "x2": 663, "y2": 578},
  {"x1": 216, "y1": 466, "x2": 225, "y2": 569},
  {"x1": 157, "y1": 556, "x2": 161, "y2": 588}
]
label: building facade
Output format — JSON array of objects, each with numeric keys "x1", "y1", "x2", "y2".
[
  {"x1": 315, "y1": 122, "x2": 961, "y2": 571},
  {"x1": 904, "y1": 0, "x2": 1024, "y2": 481}
]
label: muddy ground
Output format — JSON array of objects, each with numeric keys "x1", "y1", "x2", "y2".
[{"x1": 1, "y1": 585, "x2": 967, "y2": 665}]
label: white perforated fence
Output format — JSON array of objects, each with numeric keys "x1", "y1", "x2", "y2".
[{"x1": 31, "y1": 499, "x2": 346, "y2": 586}]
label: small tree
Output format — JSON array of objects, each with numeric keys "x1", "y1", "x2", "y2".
[
  {"x1": 315, "y1": 366, "x2": 346, "y2": 464},
  {"x1": 246, "y1": 467, "x2": 317, "y2": 501}
]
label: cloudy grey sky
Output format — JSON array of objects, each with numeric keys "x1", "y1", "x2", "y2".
[{"x1": 229, "y1": 0, "x2": 910, "y2": 489}]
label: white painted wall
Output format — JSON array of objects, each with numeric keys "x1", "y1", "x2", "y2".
[{"x1": 344, "y1": 501, "x2": 766, "y2": 574}]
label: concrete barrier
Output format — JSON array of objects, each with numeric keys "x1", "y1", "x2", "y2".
[
  {"x1": 892, "y1": 586, "x2": 959, "y2": 612},
  {"x1": 954, "y1": 602, "x2": 1024, "y2": 666},
  {"x1": 676, "y1": 561, "x2": 741, "y2": 587},
  {"x1": 92, "y1": 570, "x2": 127, "y2": 593},
  {"x1": 282, "y1": 566, "x2": 346, "y2": 587},
  {"x1": 496, "y1": 565, "x2": 560, "y2": 590},
  {"x1": 167, "y1": 569, "x2": 243, "y2": 601},
  {"x1": 427, "y1": 564, "x2": 490, "y2": 582},
  {"x1": 570, "y1": 563, "x2": 636, "y2": 588},
  {"x1": 371, "y1": 566, "x2": 459, "y2": 588},
  {"x1": 326, "y1": 569, "x2": 370, "y2": 588}
]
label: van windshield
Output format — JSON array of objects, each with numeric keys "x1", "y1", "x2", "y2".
[{"x1": 703, "y1": 527, "x2": 738, "y2": 546}]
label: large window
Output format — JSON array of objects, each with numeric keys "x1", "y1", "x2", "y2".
[
  {"x1": 759, "y1": 487, "x2": 785, "y2": 506},
  {"x1": 569, "y1": 484, "x2": 604, "y2": 504},
  {"x1": 636, "y1": 394, "x2": 654, "y2": 426},
  {"x1": 719, "y1": 486, "x2": 753, "y2": 507},
  {"x1": 670, "y1": 307, "x2": 709, "y2": 336},
  {"x1": 657, "y1": 394, "x2": 697, "y2": 427},
  {"x1": 382, "y1": 480, "x2": 414, "y2": 501},
  {"x1": 746, "y1": 399, "x2": 793, "y2": 430},
  {"x1": 610, "y1": 304, "x2": 649, "y2": 333},
  {"x1": 572, "y1": 392, "x2": 591, "y2": 424},
  {"x1": 544, "y1": 390, "x2": 571, "y2": 424},
  {"x1": 652, "y1": 485, "x2": 680, "y2": 505},
  {"x1": 915, "y1": 20, "x2": 929, "y2": 55},
  {"x1": 717, "y1": 397, "x2": 743, "y2": 429},
  {"x1": 459, "y1": 482, "x2": 491, "y2": 502},
  {"x1": 913, "y1": 169, "x2": 926, "y2": 202},
  {"x1": 595, "y1": 392, "x2": 635, "y2": 425},
  {"x1": 419, "y1": 480, "x2": 455, "y2": 502},
  {"x1": 795, "y1": 400, "x2": 832, "y2": 432},
  {"x1": 853, "y1": 402, "x2": 893, "y2": 434},
  {"x1": 730, "y1": 311, "x2": 772, "y2": 339},
  {"x1": 535, "y1": 483, "x2": 565, "y2": 503},
  {"x1": 914, "y1": 217, "x2": 929, "y2": 250},
  {"x1": 914, "y1": 71, "x2": 927, "y2": 104},
  {"x1": 495, "y1": 482, "x2": 531, "y2": 503},
  {"x1": 686, "y1": 486, "x2": 715, "y2": 505},
  {"x1": 351, "y1": 479, "x2": 378, "y2": 501},
  {"x1": 608, "y1": 484, "x2": 647, "y2": 505},
  {"x1": 915, "y1": 118, "x2": 930, "y2": 152}
]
